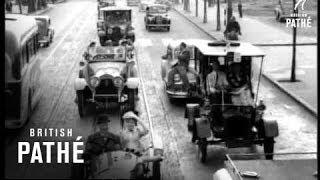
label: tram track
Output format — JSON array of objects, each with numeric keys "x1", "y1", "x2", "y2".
[{"x1": 37, "y1": 8, "x2": 95, "y2": 129}]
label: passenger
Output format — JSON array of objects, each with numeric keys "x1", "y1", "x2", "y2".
[
  {"x1": 224, "y1": 16, "x2": 241, "y2": 40},
  {"x1": 177, "y1": 42, "x2": 190, "y2": 70},
  {"x1": 120, "y1": 111, "x2": 149, "y2": 154},
  {"x1": 206, "y1": 60, "x2": 229, "y2": 104}
]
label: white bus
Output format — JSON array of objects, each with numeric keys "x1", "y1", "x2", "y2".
[{"x1": 5, "y1": 14, "x2": 41, "y2": 129}]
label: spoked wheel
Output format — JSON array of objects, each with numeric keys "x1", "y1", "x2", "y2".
[
  {"x1": 264, "y1": 137, "x2": 275, "y2": 160},
  {"x1": 76, "y1": 90, "x2": 85, "y2": 117},
  {"x1": 197, "y1": 138, "x2": 207, "y2": 163}
]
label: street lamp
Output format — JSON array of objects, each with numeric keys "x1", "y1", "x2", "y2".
[{"x1": 291, "y1": 0, "x2": 297, "y2": 82}]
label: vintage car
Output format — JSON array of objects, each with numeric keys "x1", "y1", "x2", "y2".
[
  {"x1": 97, "y1": 0, "x2": 115, "y2": 18},
  {"x1": 127, "y1": 0, "x2": 139, "y2": 6},
  {"x1": 33, "y1": 15, "x2": 54, "y2": 47},
  {"x1": 139, "y1": 1, "x2": 152, "y2": 12},
  {"x1": 161, "y1": 39, "x2": 202, "y2": 101},
  {"x1": 74, "y1": 42, "x2": 139, "y2": 117},
  {"x1": 154, "y1": 0, "x2": 173, "y2": 11},
  {"x1": 183, "y1": 39, "x2": 279, "y2": 162},
  {"x1": 97, "y1": 6, "x2": 135, "y2": 46},
  {"x1": 71, "y1": 114, "x2": 163, "y2": 179},
  {"x1": 144, "y1": 4, "x2": 171, "y2": 31},
  {"x1": 214, "y1": 154, "x2": 317, "y2": 180}
]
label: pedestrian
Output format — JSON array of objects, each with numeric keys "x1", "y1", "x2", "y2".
[
  {"x1": 224, "y1": 16, "x2": 241, "y2": 40},
  {"x1": 238, "y1": 1, "x2": 242, "y2": 18},
  {"x1": 5, "y1": 0, "x2": 13, "y2": 12},
  {"x1": 177, "y1": 42, "x2": 190, "y2": 70}
]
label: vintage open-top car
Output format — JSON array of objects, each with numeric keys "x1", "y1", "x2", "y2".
[
  {"x1": 97, "y1": 6, "x2": 135, "y2": 46},
  {"x1": 144, "y1": 4, "x2": 171, "y2": 31},
  {"x1": 74, "y1": 41, "x2": 139, "y2": 117},
  {"x1": 161, "y1": 39, "x2": 202, "y2": 101},
  {"x1": 33, "y1": 15, "x2": 54, "y2": 47},
  {"x1": 71, "y1": 114, "x2": 163, "y2": 179},
  {"x1": 181, "y1": 39, "x2": 279, "y2": 162}
]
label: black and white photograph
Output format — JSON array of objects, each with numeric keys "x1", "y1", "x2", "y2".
[{"x1": 4, "y1": 0, "x2": 318, "y2": 179}]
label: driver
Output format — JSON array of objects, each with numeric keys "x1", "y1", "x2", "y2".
[
  {"x1": 120, "y1": 111, "x2": 149, "y2": 154},
  {"x1": 83, "y1": 116, "x2": 122, "y2": 162},
  {"x1": 206, "y1": 60, "x2": 229, "y2": 103},
  {"x1": 206, "y1": 60, "x2": 230, "y2": 127}
]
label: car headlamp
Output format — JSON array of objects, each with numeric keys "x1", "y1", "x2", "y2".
[
  {"x1": 113, "y1": 77, "x2": 124, "y2": 88},
  {"x1": 90, "y1": 77, "x2": 100, "y2": 87}
]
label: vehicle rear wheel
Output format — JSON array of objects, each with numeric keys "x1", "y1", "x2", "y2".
[
  {"x1": 77, "y1": 90, "x2": 85, "y2": 117},
  {"x1": 152, "y1": 161, "x2": 161, "y2": 180},
  {"x1": 263, "y1": 137, "x2": 274, "y2": 160},
  {"x1": 127, "y1": 89, "x2": 136, "y2": 111},
  {"x1": 197, "y1": 138, "x2": 207, "y2": 163}
]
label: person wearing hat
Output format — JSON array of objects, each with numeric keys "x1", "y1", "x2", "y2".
[
  {"x1": 83, "y1": 115, "x2": 122, "y2": 162},
  {"x1": 120, "y1": 111, "x2": 149, "y2": 153}
]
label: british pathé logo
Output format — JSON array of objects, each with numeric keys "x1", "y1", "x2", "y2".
[
  {"x1": 286, "y1": 0, "x2": 312, "y2": 28},
  {"x1": 294, "y1": 0, "x2": 307, "y2": 11}
]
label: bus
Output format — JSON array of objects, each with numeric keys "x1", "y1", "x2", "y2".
[{"x1": 5, "y1": 14, "x2": 41, "y2": 129}]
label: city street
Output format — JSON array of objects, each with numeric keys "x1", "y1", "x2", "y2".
[{"x1": 5, "y1": 0, "x2": 317, "y2": 179}]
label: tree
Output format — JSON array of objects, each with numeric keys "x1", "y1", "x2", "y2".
[
  {"x1": 28, "y1": 0, "x2": 36, "y2": 13},
  {"x1": 227, "y1": 0, "x2": 232, "y2": 23},
  {"x1": 216, "y1": 0, "x2": 221, "y2": 30},
  {"x1": 204, "y1": 0, "x2": 207, "y2": 23},
  {"x1": 17, "y1": 0, "x2": 23, "y2": 14}
]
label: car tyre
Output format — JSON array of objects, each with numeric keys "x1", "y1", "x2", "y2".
[
  {"x1": 264, "y1": 137, "x2": 274, "y2": 160},
  {"x1": 77, "y1": 90, "x2": 85, "y2": 117},
  {"x1": 197, "y1": 138, "x2": 207, "y2": 163},
  {"x1": 127, "y1": 89, "x2": 136, "y2": 111},
  {"x1": 152, "y1": 161, "x2": 161, "y2": 180}
]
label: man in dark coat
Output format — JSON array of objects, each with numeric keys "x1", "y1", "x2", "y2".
[{"x1": 224, "y1": 16, "x2": 241, "y2": 40}]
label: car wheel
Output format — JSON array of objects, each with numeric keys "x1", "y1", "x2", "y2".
[
  {"x1": 127, "y1": 89, "x2": 136, "y2": 111},
  {"x1": 197, "y1": 138, "x2": 207, "y2": 163},
  {"x1": 152, "y1": 161, "x2": 161, "y2": 180},
  {"x1": 264, "y1": 137, "x2": 274, "y2": 160},
  {"x1": 77, "y1": 90, "x2": 85, "y2": 117}
]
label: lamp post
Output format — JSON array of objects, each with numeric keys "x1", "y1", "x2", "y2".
[
  {"x1": 291, "y1": 0, "x2": 297, "y2": 82},
  {"x1": 217, "y1": 0, "x2": 221, "y2": 30}
]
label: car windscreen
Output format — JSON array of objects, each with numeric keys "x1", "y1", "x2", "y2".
[
  {"x1": 104, "y1": 11, "x2": 131, "y2": 24},
  {"x1": 91, "y1": 54, "x2": 126, "y2": 62},
  {"x1": 148, "y1": 6, "x2": 167, "y2": 13}
]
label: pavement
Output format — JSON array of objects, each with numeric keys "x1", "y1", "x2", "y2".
[{"x1": 172, "y1": 1, "x2": 317, "y2": 116}]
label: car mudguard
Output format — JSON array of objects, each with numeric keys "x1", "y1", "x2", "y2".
[
  {"x1": 263, "y1": 119, "x2": 279, "y2": 138},
  {"x1": 195, "y1": 117, "x2": 211, "y2": 138}
]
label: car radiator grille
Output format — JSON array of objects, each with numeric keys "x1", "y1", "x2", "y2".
[{"x1": 95, "y1": 79, "x2": 118, "y2": 94}]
